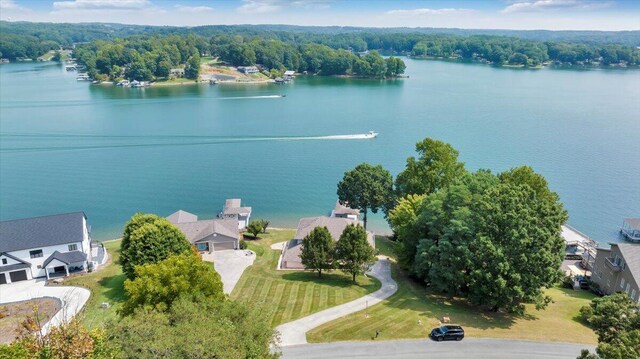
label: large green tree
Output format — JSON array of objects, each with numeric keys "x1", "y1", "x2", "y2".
[
  {"x1": 121, "y1": 251, "x2": 225, "y2": 315},
  {"x1": 300, "y1": 226, "x2": 335, "y2": 277},
  {"x1": 337, "y1": 163, "x2": 393, "y2": 229},
  {"x1": 466, "y1": 178, "x2": 567, "y2": 313},
  {"x1": 108, "y1": 297, "x2": 278, "y2": 359},
  {"x1": 184, "y1": 54, "x2": 200, "y2": 79},
  {"x1": 578, "y1": 293, "x2": 640, "y2": 359},
  {"x1": 120, "y1": 213, "x2": 192, "y2": 279},
  {"x1": 394, "y1": 138, "x2": 466, "y2": 198},
  {"x1": 335, "y1": 224, "x2": 376, "y2": 283}
]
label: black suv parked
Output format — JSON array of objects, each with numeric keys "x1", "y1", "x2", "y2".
[{"x1": 430, "y1": 325, "x2": 465, "y2": 341}]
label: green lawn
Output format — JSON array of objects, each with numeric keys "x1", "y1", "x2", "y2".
[
  {"x1": 230, "y1": 230, "x2": 381, "y2": 328},
  {"x1": 307, "y1": 236, "x2": 597, "y2": 345},
  {"x1": 66, "y1": 240, "x2": 125, "y2": 328}
]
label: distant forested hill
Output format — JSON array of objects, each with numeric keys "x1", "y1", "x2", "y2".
[{"x1": 1, "y1": 21, "x2": 638, "y2": 73}]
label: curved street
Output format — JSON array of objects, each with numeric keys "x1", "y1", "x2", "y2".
[
  {"x1": 280, "y1": 338, "x2": 593, "y2": 359},
  {"x1": 276, "y1": 256, "x2": 398, "y2": 346}
]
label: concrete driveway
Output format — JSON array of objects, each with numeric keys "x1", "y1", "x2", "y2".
[
  {"x1": 201, "y1": 250, "x2": 255, "y2": 294},
  {"x1": 276, "y1": 256, "x2": 398, "y2": 346},
  {"x1": 0, "y1": 278, "x2": 90, "y2": 335},
  {"x1": 280, "y1": 338, "x2": 593, "y2": 359}
]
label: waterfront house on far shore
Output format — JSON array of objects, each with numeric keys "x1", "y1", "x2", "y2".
[
  {"x1": 330, "y1": 200, "x2": 360, "y2": 221},
  {"x1": 279, "y1": 216, "x2": 374, "y2": 270},
  {"x1": 237, "y1": 66, "x2": 259, "y2": 74},
  {"x1": 167, "y1": 210, "x2": 239, "y2": 252},
  {"x1": 591, "y1": 243, "x2": 640, "y2": 301},
  {"x1": 220, "y1": 199, "x2": 252, "y2": 230},
  {"x1": 621, "y1": 218, "x2": 640, "y2": 242},
  {"x1": 0, "y1": 212, "x2": 98, "y2": 284}
]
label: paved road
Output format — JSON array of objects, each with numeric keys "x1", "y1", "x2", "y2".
[
  {"x1": 201, "y1": 249, "x2": 256, "y2": 294},
  {"x1": 276, "y1": 256, "x2": 398, "y2": 346},
  {"x1": 280, "y1": 338, "x2": 592, "y2": 359},
  {"x1": 0, "y1": 278, "x2": 90, "y2": 335}
]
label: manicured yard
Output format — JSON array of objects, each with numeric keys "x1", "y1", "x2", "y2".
[
  {"x1": 230, "y1": 229, "x2": 381, "y2": 327},
  {"x1": 307, "y1": 236, "x2": 597, "y2": 345},
  {"x1": 65, "y1": 239, "x2": 125, "y2": 328}
]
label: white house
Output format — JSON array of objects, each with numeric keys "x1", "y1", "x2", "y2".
[
  {"x1": 0, "y1": 212, "x2": 93, "y2": 284},
  {"x1": 167, "y1": 210, "x2": 239, "y2": 251},
  {"x1": 220, "y1": 199, "x2": 252, "y2": 230}
]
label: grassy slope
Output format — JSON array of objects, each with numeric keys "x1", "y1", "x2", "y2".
[
  {"x1": 230, "y1": 230, "x2": 381, "y2": 328},
  {"x1": 307, "y1": 236, "x2": 597, "y2": 344},
  {"x1": 65, "y1": 240, "x2": 125, "y2": 328}
]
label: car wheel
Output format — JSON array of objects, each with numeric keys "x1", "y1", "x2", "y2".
[
  {"x1": 456, "y1": 336, "x2": 462, "y2": 341},
  {"x1": 437, "y1": 336, "x2": 443, "y2": 342}
]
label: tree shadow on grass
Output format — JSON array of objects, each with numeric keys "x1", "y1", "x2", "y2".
[
  {"x1": 384, "y1": 263, "x2": 538, "y2": 331},
  {"x1": 281, "y1": 271, "x2": 378, "y2": 291},
  {"x1": 99, "y1": 273, "x2": 126, "y2": 303}
]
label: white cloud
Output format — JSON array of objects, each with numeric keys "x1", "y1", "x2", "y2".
[
  {"x1": 387, "y1": 8, "x2": 476, "y2": 16},
  {"x1": 174, "y1": 4, "x2": 214, "y2": 13},
  {"x1": 53, "y1": 0, "x2": 152, "y2": 10},
  {"x1": 501, "y1": 0, "x2": 613, "y2": 14},
  {"x1": 238, "y1": 0, "x2": 332, "y2": 14},
  {"x1": 0, "y1": 0, "x2": 26, "y2": 10}
]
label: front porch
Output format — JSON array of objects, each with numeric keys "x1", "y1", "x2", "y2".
[{"x1": 42, "y1": 251, "x2": 88, "y2": 279}]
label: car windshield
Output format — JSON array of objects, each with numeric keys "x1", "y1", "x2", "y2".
[{"x1": 440, "y1": 326, "x2": 449, "y2": 333}]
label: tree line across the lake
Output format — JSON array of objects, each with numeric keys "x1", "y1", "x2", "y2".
[
  {"x1": 71, "y1": 34, "x2": 407, "y2": 81},
  {"x1": 2, "y1": 21, "x2": 639, "y2": 75}
]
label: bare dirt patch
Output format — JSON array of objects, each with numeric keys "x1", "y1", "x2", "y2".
[{"x1": 0, "y1": 298, "x2": 61, "y2": 344}]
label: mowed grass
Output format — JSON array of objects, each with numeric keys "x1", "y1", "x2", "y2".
[
  {"x1": 230, "y1": 229, "x2": 381, "y2": 328},
  {"x1": 307, "y1": 236, "x2": 597, "y2": 345},
  {"x1": 66, "y1": 240, "x2": 126, "y2": 328}
]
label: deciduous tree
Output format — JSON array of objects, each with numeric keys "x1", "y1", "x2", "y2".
[
  {"x1": 335, "y1": 224, "x2": 376, "y2": 283},
  {"x1": 337, "y1": 163, "x2": 393, "y2": 229},
  {"x1": 120, "y1": 213, "x2": 192, "y2": 279},
  {"x1": 395, "y1": 138, "x2": 466, "y2": 198},
  {"x1": 300, "y1": 226, "x2": 335, "y2": 277},
  {"x1": 121, "y1": 250, "x2": 225, "y2": 315}
]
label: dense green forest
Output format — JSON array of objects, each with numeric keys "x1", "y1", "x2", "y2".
[
  {"x1": 2, "y1": 21, "x2": 639, "y2": 80},
  {"x1": 73, "y1": 34, "x2": 406, "y2": 81}
]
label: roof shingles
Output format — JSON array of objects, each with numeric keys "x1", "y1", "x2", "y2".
[{"x1": 0, "y1": 212, "x2": 86, "y2": 253}]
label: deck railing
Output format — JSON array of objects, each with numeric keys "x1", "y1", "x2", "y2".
[{"x1": 605, "y1": 257, "x2": 622, "y2": 272}]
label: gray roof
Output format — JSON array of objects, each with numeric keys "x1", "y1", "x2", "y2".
[
  {"x1": 294, "y1": 216, "x2": 359, "y2": 241},
  {"x1": 0, "y1": 212, "x2": 86, "y2": 253},
  {"x1": 172, "y1": 219, "x2": 239, "y2": 244},
  {"x1": 0, "y1": 262, "x2": 30, "y2": 273},
  {"x1": 42, "y1": 250, "x2": 87, "y2": 267},
  {"x1": 624, "y1": 218, "x2": 640, "y2": 231},
  {"x1": 0, "y1": 252, "x2": 30, "y2": 265},
  {"x1": 167, "y1": 210, "x2": 198, "y2": 224},
  {"x1": 223, "y1": 199, "x2": 252, "y2": 215},
  {"x1": 614, "y1": 243, "x2": 640, "y2": 285},
  {"x1": 334, "y1": 200, "x2": 360, "y2": 216}
]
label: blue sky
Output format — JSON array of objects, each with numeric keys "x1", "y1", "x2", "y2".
[{"x1": 1, "y1": 0, "x2": 639, "y2": 30}]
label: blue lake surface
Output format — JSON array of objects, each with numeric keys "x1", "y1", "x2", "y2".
[{"x1": 1, "y1": 59, "x2": 639, "y2": 243}]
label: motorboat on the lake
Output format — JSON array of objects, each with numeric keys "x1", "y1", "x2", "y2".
[{"x1": 364, "y1": 131, "x2": 378, "y2": 138}]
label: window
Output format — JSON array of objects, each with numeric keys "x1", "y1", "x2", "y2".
[
  {"x1": 29, "y1": 249, "x2": 43, "y2": 258},
  {"x1": 621, "y1": 278, "x2": 626, "y2": 289},
  {"x1": 1, "y1": 258, "x2": 6, "y2": 265},
  {"x1": 37, "y1": 265, "x2": 42, "y2": 269},
  {"x1": 632, "y1": 289, "x2": 636, "y2": 300},
  {"x1": 626, "y1": 283, "x2": 631, "y2": 293},
  {"x1": 68, "y1": 244, "x2": 78, "y2": 251}
]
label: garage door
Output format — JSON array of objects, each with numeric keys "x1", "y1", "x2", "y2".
[
  {"x1": 9, "y1": 270, "x2": 28, "y2": 282},
  {"x1": 0, "y1": 273, "x2": 6, "y2": 285},
  {"x1": 214, "y1": 241, "x2": 236, "y2": 251}
]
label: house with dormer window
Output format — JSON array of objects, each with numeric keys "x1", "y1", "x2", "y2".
[{"x1": 591, "y1": 243, "x2": 640, "y2": 301}]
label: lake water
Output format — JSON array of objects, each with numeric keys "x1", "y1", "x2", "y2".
[{"x1": 1, "y1": 59, "x2": 639, "y2": 243}]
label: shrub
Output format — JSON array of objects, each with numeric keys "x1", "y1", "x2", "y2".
[{"x1": 239, "y1": 240, "x2": 248, "y2": 250}]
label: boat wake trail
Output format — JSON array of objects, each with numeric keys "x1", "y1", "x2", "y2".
[{"x1": 0, "y1": 132, "x2": 378, "y2": 153}]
